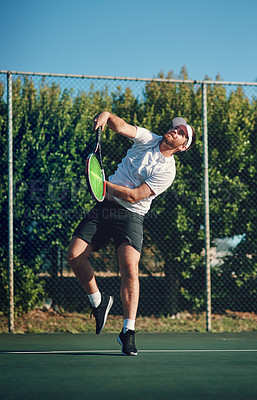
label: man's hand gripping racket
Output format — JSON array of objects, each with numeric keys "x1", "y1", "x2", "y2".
[{"x1": 86, "y1": 127, "x2": 106, "y2": 202}]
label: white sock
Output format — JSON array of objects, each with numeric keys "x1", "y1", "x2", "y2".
[
  {"x1": 88, "y1": 291, "x2": 101, "y2": 308},
  {"x1": 123, "y1": 319, "x2": 135, "y2": 333}
]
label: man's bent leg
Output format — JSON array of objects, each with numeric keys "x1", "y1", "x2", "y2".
[
  {"x1": 67, "y1": 236, "x2": 98, "y2": 294},
  {"x1": 67, "y1": 236, "x2": 113, "y2": 334}
]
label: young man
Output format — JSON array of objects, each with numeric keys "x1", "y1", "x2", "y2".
[{"x1": 67, "y1": 111, "x2": 195, "y2": 356}]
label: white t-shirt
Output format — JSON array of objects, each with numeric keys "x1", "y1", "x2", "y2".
[{"x1": 108, "y1": 127, "x2": 176, "y2": 215}]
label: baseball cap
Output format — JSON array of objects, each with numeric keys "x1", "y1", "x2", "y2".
[{"x1": 172, "y1": 117, "x2": 193, "y2": 149}]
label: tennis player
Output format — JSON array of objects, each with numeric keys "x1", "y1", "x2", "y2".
[{"x1": 67, "y1": 111, "x2": 196, "y2": 356}]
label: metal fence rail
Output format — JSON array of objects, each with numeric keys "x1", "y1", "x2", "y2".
[{"x1": 1, "y1": 70, "x2": 257, "y2": 332}]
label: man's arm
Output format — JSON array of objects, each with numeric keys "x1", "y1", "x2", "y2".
[
  {"x1": 94, "y1": 111, "x2": 137, "y2": 139},
  {"x1": 94, "y1": 111, "x2": 153, "y2": 203},
  {"x1": 106, "y1": 181, "x2": 155, "y2": 204}
]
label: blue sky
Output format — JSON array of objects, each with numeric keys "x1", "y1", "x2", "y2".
[{"x1": 1, "y1": 0, "x2": 257, "y2": 83}]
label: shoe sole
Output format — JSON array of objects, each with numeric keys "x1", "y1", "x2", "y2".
[
  {"x1": 117, "y1": 335, "x2": 138, "y2": 356},
  {"x1": 97, "y1": 296, "x2": 114, "y2": 335}
]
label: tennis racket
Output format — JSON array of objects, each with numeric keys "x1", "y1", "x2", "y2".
[{"x1": 85, "y1": 127, "x2": 106, "y2": 202}]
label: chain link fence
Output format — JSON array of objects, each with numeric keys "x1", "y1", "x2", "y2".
[{"x1": 0, "y1": 71, "x2": 257, "y2": 331}]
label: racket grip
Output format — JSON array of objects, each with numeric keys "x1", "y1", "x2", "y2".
[{"x1": 96, "y1": 127, "x2": 102, "y2": 143}]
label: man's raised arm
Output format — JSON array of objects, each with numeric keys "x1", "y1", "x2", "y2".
[{"x1": 94, "y1": 111, "x2": 137, "y2": 139}]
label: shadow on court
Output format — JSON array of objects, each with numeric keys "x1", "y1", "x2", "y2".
[{"x1": 1, "y1": 332, "x2": 257, "y2": 400}]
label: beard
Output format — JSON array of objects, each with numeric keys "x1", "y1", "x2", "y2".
[{"x1": 162, "y1": 133, "x2": 175, "y2": 147}]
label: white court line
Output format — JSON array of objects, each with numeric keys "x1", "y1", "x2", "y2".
[{"x1": 1, "y1": 349, "x2": 257, "y2": 354}]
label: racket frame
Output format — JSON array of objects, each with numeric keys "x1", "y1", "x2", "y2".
[{"x1": 85, "y1": 127, "x2": 106, "y2": 202}]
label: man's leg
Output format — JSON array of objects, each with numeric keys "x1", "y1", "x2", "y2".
[
  {"x1": 67, "y1": 236, "x2": 113, "y2": 334},
  {"x1": 116, "y1": 242, "x2": 140, "y2": 355},
  {"x1": 67, "y1": 236, "x2": 97, "y2": 294},
  {"x1": 117, "y1": 242, "x2": 140, "y2": 321}
]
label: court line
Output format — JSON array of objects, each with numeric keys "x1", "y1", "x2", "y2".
[{"x1": 1, "y1": 349, "x2": 257, "y2": 354}]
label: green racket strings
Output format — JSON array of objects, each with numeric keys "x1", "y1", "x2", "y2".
[{"x1": 88, "y1": 155, "x2": 104, "y2": 200}]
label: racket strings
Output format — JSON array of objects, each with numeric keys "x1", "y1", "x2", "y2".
[{"x1": 88, "y1": 155, "x2": 105, "y2": 201}]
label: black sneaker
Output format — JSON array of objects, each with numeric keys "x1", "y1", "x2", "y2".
[
  {"x1": 117, "y1": 329, "x2": 137, "y2": 356},
  {"x1": 90, "y1": 294, "x2": 114, "y2": 335}
]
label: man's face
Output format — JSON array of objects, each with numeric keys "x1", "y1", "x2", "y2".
[{"x1": 162, "y1": 125, "x2": 188, "y2": 149}]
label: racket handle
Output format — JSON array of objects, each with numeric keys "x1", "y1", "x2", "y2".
[{"x1": 95, "y1": 127, "x2": 102, "y2": 144}]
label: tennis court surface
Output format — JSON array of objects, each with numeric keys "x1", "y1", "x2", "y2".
[{"x1": 1, "y1": 332, "x2": 257, "y2": 400}]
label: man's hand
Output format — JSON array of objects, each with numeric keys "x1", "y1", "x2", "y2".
[{"x1": 94, "y1": 111, "x2": 110, "y2": 131}]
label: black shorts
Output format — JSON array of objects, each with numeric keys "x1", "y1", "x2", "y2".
[{"x1": 73, "y1": 199, "x2": 144, "y2": 253}]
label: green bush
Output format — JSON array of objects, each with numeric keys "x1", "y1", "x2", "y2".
[{"x1": 0, "y1": 254, "x2": 45, "y2": 314}]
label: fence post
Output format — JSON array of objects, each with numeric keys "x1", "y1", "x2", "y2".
[
  {"x1": 7, "y1": 72, "x2": 14, "y2": 332},
  {"x1": 202, "y1": 81, "x2": 211, "y2": 332}
]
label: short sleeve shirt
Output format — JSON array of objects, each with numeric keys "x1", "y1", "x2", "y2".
[{"x1": 108, "y1": 127, "x2": 176, "y2": 215}]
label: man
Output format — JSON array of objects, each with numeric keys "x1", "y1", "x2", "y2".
[{"x1": 67, "y1": 111, "x2": 195, "y2": 356}]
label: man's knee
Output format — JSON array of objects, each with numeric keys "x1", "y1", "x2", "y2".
[
  {"x1": 66, "y1": 237, "x2": 92, "y2": 267},
  {"x1": 120, "y1": 263, "x2": 139, "y2": 281},
  {"x1": 66, "y1": 247, "x2": 78, "y2": 266}
]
